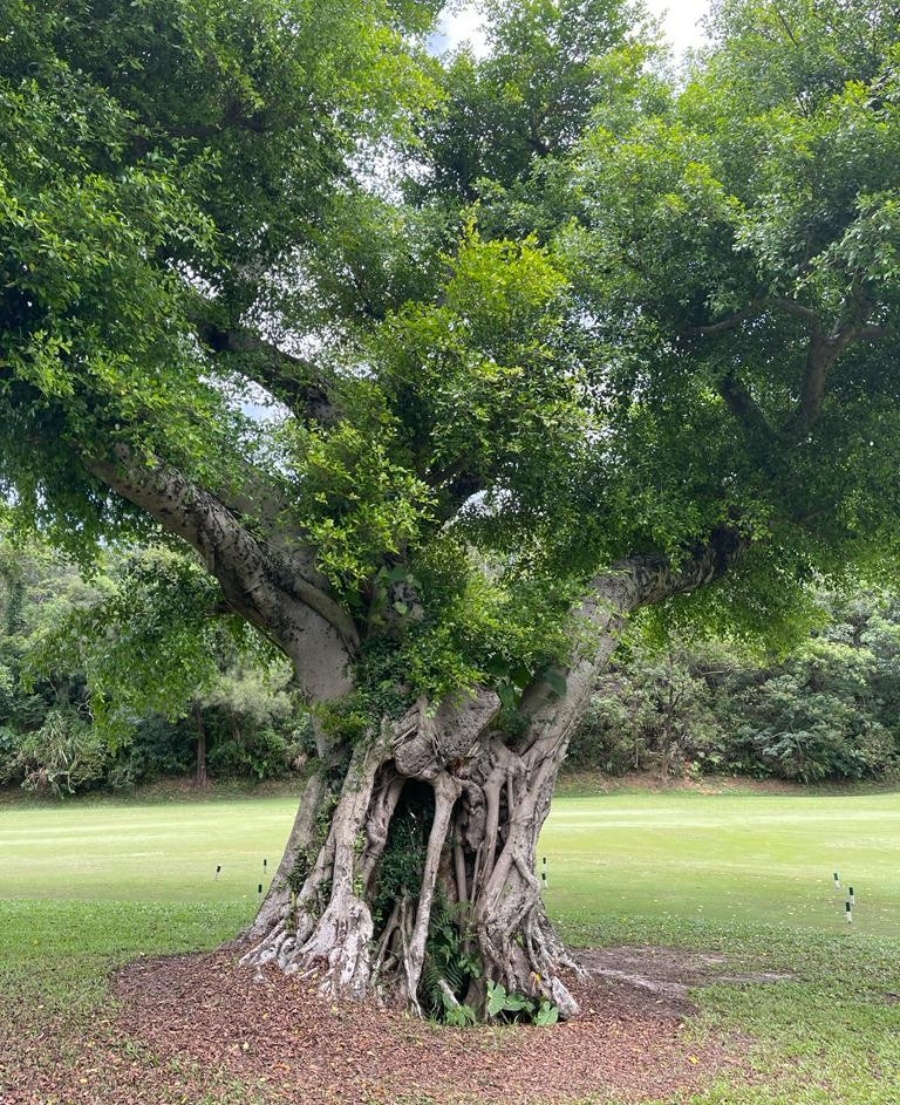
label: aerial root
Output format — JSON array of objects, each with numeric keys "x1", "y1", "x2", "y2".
[{"x1": 401, "y1": 771, "x2": 461, "y2": 1007}]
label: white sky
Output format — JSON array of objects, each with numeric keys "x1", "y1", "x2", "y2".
[{"x1": 438, "y1": 1, "x2": 711, "y2": 59}]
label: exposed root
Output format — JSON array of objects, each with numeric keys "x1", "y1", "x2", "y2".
[
  {"x1": 244, "y1": 771, "x2": 332, "y2": 941},
  {"x1": 241, "y1": 697, "x2": 584, "y2": 1021},
  {"x1": 402, "y1": 772, "x2": 461, "y2": 1007},
  {"x1": 361, "y1": 774, "x2": 404, "y2": 891},
  {"x1": 288, "y1": 892, "x2": 374, "y2": 999},
  {"x1": 454, "y1": 843, "x2": 468, "y2": 904}
]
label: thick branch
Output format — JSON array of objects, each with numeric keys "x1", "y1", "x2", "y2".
[
  {"x1": 686, "y1": 301, "x2": 764, "y2": 337},
  {"x1": 517, "y1": 527, "x2": 746, "y2": 741},
  {"x1": 770, "y1": 295, "x2": 821, "y2": 325},
  {"x1": 83, "y1": 446, "x2": 358, "y2": 697},
  {"x1": 780, "y1": 320, "x2": 886, "y2": 444},
  {"x1": 689, "y1": 293, "x2": 890, "y2": 445},
  {"x1": 718, "y1": 373, "x2": 777, "y2": 443},
  {"x1": 193, "y1": 315, "x2": 338, "y2": 424}
]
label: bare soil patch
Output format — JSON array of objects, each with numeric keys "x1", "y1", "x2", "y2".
[
  {"x1": 2, "y1": 946, "x2": 761, "y2": 1105},
  {"x1": 581, "y1": 946, "x2": 794, "y2": 1011}
]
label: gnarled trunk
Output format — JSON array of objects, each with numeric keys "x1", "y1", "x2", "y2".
[
  {"x1": 90, "y1": 446, "x2": 743, "y2": 1020},
  {"x1": 239, "y1": 541, "x2": 741, "y2": 1020},
  {"x1": 240, "y1": 692, "x2": 582, "y2": 1019}
]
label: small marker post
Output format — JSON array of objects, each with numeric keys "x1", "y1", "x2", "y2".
[
  {"x1": 258, "y1": 883, "x2": 263, "y2": 904},
  {"x1": 849, "y1": 886, "x2": 855, "y2": 906},
  {"x1": 263, "y1": 858, "x2": 268, "y2": 875},
  {"x1": 215, "y1": 864, "x2": 222, "y2": 881},
  {"x1": 541, "y1": 856, "x2": 548, "y2": 891},
  {"x1": 845, "y1": 901, "x2": 853, "y2": 924},
  {"x1": 833, "y1": 871, "x2": 841, "y2": 890}
]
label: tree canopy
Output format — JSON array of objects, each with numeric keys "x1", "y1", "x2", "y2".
[{"x1": 2, "y1": 0, "x2": 899, "y2": 1020}]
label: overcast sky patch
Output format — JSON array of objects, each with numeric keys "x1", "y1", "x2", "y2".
[{"x1": 436, "y1": 1, "x2": 710, "y2": 59}]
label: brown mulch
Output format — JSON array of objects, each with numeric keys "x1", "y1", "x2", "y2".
[{"x1": 1, "y1": 948, "x2": 755, "y2": 1105}]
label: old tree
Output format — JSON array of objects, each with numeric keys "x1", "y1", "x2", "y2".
[{"x1": 2, "y1": 0, "x2": 900, "y2": 1018}]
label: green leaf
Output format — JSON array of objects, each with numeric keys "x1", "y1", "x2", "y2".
[{"x1": 486, "y1": 980, "x2": 508, "y2": 1016}]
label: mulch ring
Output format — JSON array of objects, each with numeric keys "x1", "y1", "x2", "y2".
[{"x1": 3, "y1": 948, "x2": 759, "y2": 1105}]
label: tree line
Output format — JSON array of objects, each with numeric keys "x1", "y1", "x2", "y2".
[
  {"x1": 572, "y1": 591, "x2": 900, "y2": 784},
  {"x1": 0, "y1": 539, "x2": 313, "y2": 795}
]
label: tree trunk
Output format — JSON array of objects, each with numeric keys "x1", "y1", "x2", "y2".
[
  {"x1": 85, "y1": 416, "x2": 746, "y2": 1022},
  {"x1": 238, "y1": 537, "x2": 742, "y2": 1020},
  {"x1": 194, "y1": 703, "x2": 209, "y2": 789},
  {"x1": 239, "y1": 692, "x2": 582, "y2": 1018}
]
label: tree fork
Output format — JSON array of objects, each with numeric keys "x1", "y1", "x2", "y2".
[{"x1": 239, "y1": 536, "x2": 747, "y2": 1016}]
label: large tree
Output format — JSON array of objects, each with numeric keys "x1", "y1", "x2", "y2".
[{"x1": 2, "y1": 0, "x2": 899, "y2": 1019}]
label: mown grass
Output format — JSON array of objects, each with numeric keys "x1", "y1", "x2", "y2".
[
  {"x1": 0, "y1": 794, "x2": 296, "y2": 902},
  {"x1": 543, "y1": 790, "x2": 900, "y2": 1104},
  {"x1": 1, "y1": 785, "x2": 899, "y2": 1103},
  {"x1": 542, "y1": 790, "x2": 900, "y2": 936}
]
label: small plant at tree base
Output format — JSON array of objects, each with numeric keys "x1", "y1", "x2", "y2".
[
  {"x1": 485, "y1": 979, "x2": 559, "y2": 1025},
  {"x1": 440, "y1": 990, "x2": 478, "y2": 1027}
]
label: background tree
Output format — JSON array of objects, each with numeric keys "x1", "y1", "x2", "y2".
[
  {"x1": 0, "y1": 536, "x2": 107, "y2": 794},
  {"x1": 0, "y1": 537, "x2": 309, "y2": 792},
  {"x1": 1, "y1": 0, "x2": 899, "y2": 1022},
  {"x1": 570, "y1": 587, "x2": 900, "y2": 782}
]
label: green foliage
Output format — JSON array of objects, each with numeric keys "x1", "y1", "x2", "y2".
[
  {"x1": 416, "y1": 0, "x2": 649, "y2": 200},
  {"x1": 34, "y1": 548, "x2": 221, "y2": 739},
  {"x1": 372, "y1": 787, "x2": 431, "y2": 926},
  {"x1": 280, "y1": 406, "x2": 437, "y2": 597},
  {"x1": 714, "y1": 628, "x2": 898, "y2": 782},
  {"x1": 570, "y1": 585, "x2": 900, "y2": 782},
  {"x1": 571, "y1": 1, "x2": 900, "y2": 560},
  {"x1": 420, "y1": 892, "x2": 483, "y2": 1023},
  {"x1": 0, "y1": 0, "x2": 440, "y2": 545},
  {"x1": 485, "y1": 979, "x2": 559, "y2": 1025},
  {"x1": 571, "y1": 640, "x2": 721, "y2": 776},
  {"x1": 1, "y1": 708, "x2": 108, "y2": 796},
  {"x1": 377, "y1": 230, "x2": 588, "y2": 531},
  {"x1": 0, "y1": 535, "x2": 311, "y2": 792},
  {"x1": 440, "y1": 995, "x2": 478, "y2": 1028},
  {"x1": 2, "y1": 0, "x2": 900, "y2": 811}
]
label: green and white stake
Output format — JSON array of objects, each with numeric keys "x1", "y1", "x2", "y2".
[
  {"x1": 258, "y1": 882, "x2": 263, "y2": 904},
  {"x1": 541, "y1": 856, "x2": 548, "y2": 890},
  {"x1": 848, "y1": 886, "x2": 855, "y2": 906},
  {"x1": 215, "y1": 864, "x2": 222, "y2": 881},
  {"x1": 845, "y1": 900, "x2": 853, "y2": 924},
  {"x1": 833, "y1": 871, "x2": 841, "y2": 889}
]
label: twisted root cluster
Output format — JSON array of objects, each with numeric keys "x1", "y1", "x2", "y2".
[{"x1": 240, "y1": 689, "x2": 582, "y2": 1020}]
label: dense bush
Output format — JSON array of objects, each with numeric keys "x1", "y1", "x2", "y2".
[
  {"x1": 0, "y1": 538, "x2": 313, "y2": 795},
  {"x1": 569, "y1": 591, "x2": 900, "y2": 783}
]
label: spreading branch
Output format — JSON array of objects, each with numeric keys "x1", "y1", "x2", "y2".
[
  {"x1": 192, "y1": 314, "x2": 339, "y2": 424},
  {"x1": 685, "y1": 301, "x2": 765, "y2": 337},
  {"x1": 717, "y1": 373, "x2": 778, "y2": 443},
  {"x1": 516, "y1": 527, "x2": 747, "y2": 743},
  {"x1": 686, "y1": 294, "x2": 890, "y2": 445},
  {"x1": 779, "y1": 317, "x2": 888, "y2": 445},
  {"x1": 83, "y1": 446, "x2": 359, "y2": 693}
]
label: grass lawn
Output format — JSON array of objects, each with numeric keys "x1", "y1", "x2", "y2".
[
  {"x1": 2, "y1": 785, "x2": 899, "y2": 1103},
  {"x1": 542, "y1": 790, "x2": 900, "y2": 938},
  {"x1": 0, "y1": 795, "x2": 298, "y2": 904}
]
